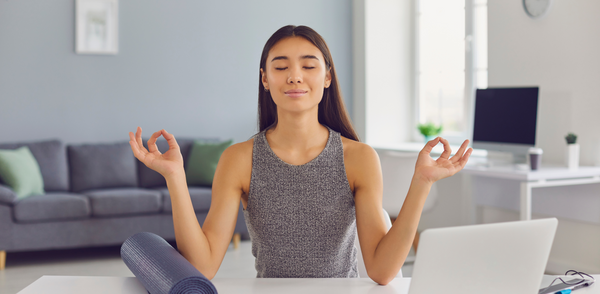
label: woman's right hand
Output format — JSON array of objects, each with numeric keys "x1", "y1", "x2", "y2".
[{"x1": 129, "y1": 127, "x2": 184, "y2": 178}]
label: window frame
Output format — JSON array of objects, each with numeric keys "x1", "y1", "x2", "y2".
[{"x1": 412, "y1": 0, "x2": 486, "y2": 145}]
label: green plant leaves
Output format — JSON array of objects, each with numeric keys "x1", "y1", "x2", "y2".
[{"x1": 418, "y1": 123, "x2": 443, "y2": 137}]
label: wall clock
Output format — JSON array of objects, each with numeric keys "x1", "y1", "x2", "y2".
[{"x1": 523, "y1": 0, "x2": 553, "y2": 18}]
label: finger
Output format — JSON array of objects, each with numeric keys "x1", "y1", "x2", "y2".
[
  {"x1": 161, "y1": 129, "x2": 180, "y2": 151},
  {"x1": 439, "y1": 137, "x2": 452, "y2": 159},
  {"x1": 129, "y1": 131, "x2": 137, "y2": 151},
  {"x1": 129, "y1": 130, "x2": 141, "y2": 153},
  {"x1": 129, "y1": 137, "x2": 142, "y2": 159},
  {"x1": 129, "y1": 132, "x2": 144, "y2": 160},
  {"x1": 420, "y1": 137, "x2": 441, "y2": 155},
  {"x1": 129, "y1": 131, "x2": 136, "y2": 144},
  {"x1": 135, "y1": 126, "x2": 149, "y2": 153},
  {"x1": 450, "y1": 139, "x2": 470, "y2": 163},
  {"x1": 147, "y1": 130, "x2": 162, "y2": 154},
  {"x1": 458, "y1": 148, "x2": 473, "y2": 168}
]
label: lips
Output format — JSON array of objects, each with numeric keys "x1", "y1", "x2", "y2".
[{"x1": 284, "y1": 89, "x2": 308, "y2": 98}]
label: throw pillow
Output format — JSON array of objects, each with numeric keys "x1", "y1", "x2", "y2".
[
  {"x1": 186, "y1": 139, "x2": 233, "y2": 186},
  {"x1": 0, "y1": 146, "x2": 45, "y2": 199}
]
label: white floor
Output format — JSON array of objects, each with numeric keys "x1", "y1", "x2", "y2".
[{"x1": 1, "y1": 241, "x2": 414, "y2": 294}]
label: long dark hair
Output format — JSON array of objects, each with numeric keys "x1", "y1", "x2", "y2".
[{"x1": 257, "y1": 25, "x2": 359, "y2": 142}]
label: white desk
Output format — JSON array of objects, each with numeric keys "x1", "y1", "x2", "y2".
[
  {"x1": 16, "y1": 275, "x2": 600, "y2": 294},
  {"x1": 17, "y1": 276, "x2": 410, "y2": 294},
  {"x1": 462, "y1": 165, "x2": 600, "y2": 220}
]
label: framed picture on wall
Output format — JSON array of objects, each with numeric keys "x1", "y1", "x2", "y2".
[{"x1": 75, "y1": 0, "x2": 119, "y2": 55}]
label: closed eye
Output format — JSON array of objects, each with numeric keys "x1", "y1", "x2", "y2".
[
  {"x1": 304, "y1": 66, "x2": 315, "y2": 69},
  {"x1": 275, "y1": 67, "x2": 287, "y2": 71}
]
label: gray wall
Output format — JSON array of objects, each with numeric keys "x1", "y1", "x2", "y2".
[{"x1": 0, "y1": 0, "x2": 353, "y2": 144}]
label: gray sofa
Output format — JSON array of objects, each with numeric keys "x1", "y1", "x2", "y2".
[{"x1": 0, "y1": 138, "x2": 248, "y2": 269}]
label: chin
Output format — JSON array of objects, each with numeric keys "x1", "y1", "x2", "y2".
[
  {"x1": 277, "y1": 104, "x2": 320, "y2": 115},
  {"x1": 274, "y1": 99, "x2": 320, "y2": 112}
]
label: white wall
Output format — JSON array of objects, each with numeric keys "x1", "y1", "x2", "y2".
[
  {"x1": 377, "y1": 0, "x2": 600, "y2": 274},
  {"x1": 483, "y1": 0, "x2": 600, "y2": 274},
  {"x1": 488, "y1": 0, "x2": 600, "y2": 166},
  {"x1": 353, "y1": 0, "x2": 414, "y2": 145}
]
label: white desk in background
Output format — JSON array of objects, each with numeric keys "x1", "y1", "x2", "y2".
[
  {"x1": 372, "y1": 142, "x2": 488, "y2": 157},
  {"x1": 16, "y1": 275, "x2": 600, "y2": 294},
  {"x1": 462, "y1": 165, "x2": 600, "y2": 220}
]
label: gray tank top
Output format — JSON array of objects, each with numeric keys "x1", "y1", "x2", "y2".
[{"x1": 243, "y1": 125, "x2": 359, "y2": 278}]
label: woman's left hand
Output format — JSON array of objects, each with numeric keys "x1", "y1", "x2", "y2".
[{"x1": 414, "y1": 137, "x2": 472, "y2": 184}]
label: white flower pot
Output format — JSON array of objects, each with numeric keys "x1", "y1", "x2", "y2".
[{"x1": 567, "y1": 143, "x2": 580, "y2": 170}]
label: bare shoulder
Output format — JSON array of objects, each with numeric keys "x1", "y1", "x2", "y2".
[
  {"x1": 218, "y1": 138, "x2": 254, "y2": 173},
  {"x1": 215, "y1": 138, "x2": 254, "y2": 194},
  {"x1": 221, "y1": 138, "x2": 254, "y2": 160},
  {"x1": 340, "y1": 136, "x2": 380, "y2": 166},
  {"x1": 340, "y1": 137, "x2": 381, "y2": 191}
]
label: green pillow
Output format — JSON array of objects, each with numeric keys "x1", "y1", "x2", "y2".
[
  {"x1": 186, "y1": 140, "x2": 233, "y2": 186},
  {"x1": 0, "y1": 146, "x2": 45, "y2": 199}
]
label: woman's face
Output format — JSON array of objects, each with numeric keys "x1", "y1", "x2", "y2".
[{"x1": 261, "y1": 37, "x2": 332, "y2": 115}]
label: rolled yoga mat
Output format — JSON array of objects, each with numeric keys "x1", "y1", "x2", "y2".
[{"x1": 121, "y1": 232, "x2": 218, "y2": 294}]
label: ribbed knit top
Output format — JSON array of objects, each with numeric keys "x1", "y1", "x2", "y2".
[{"x1": 243, "y1": 125, "x2": 358, "y2": 278}]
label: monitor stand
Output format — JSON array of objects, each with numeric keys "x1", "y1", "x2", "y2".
[{"x1": 485, "y1": 151, "x2": 527, "y2": 167}]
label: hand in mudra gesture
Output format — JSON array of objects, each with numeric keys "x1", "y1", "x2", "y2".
[
  {"x1": 414, "y1": 137, "x2": 472, "y2": 184},
  {"x1": 129, "y1": 127, "x2": 184, "y2": 178}
]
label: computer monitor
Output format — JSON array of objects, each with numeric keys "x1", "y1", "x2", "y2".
[{"x1": 472, "y1": 87, "x2": 539, "y2": 164}]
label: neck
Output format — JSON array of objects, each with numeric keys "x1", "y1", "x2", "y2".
[{"x1": 267, "y1": 109, "x2": 328, "y2": 150}]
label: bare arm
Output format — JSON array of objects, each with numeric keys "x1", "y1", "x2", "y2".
[
  {"x1": 128, "y1": 127, "x2": 244, "y2": 279},
  {"x1": 353, "y1": 137, "x2": 472, "y2": 285}
]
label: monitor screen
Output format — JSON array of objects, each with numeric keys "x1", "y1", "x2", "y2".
[{"x1": 472, "y1": 87, "x2": 539, "y2": 146}]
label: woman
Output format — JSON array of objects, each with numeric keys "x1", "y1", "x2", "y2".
[{"x1": 129, "y1": 25, "x2": 472, "y2": 285}]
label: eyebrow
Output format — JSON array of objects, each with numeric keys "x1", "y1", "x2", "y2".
[{"x1": 271, "y1": 55, "x2": 320, "y2": 62}]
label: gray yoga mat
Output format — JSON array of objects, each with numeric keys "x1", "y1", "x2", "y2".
[{"x1": 121, "y1": 232, "x2": 218, "y2": 294}]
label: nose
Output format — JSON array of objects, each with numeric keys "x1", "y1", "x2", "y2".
[
  {"x1": 287, "y1": 66, "x2": 302, "y2": 84},
  {"x1": 287, "y1": 77, "x2": 301, "y2": 84}
]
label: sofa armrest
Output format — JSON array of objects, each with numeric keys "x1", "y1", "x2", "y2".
[{"x1": 0, "y1": 184, "x2": 17, "y2": 205}]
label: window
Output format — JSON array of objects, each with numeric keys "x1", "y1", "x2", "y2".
[{"x1": 415, "y1": 0, "x2": 487, "y2": 143}]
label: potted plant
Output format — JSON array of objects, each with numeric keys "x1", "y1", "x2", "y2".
[
  {"x1": 417, "y1": 123, "x2": 442, "y2": 142},
  {"x1": 565, "y1": 132, "x2": 579, "y2": 170}
]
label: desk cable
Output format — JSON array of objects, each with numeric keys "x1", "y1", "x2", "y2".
[{"x1": 540, "y1": 270, "x2": 595, "y2": 293}]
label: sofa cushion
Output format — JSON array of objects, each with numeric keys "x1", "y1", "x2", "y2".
[
  {"x1": 0, "y1": 146, "x2": 45, "y2": 199},
  {"x1": 185, "y1": 139, "x2": 233, "y2": 187},
  {"x1": 157, "y1": 187, "x2": 212, "y2": 213},
  {"x1": 85, "y1": 188, "x2": 161, "y2": 217},
  {"x1": 0, "y1": 140, "x2": 69, "y2": 192},
  {"x1": 14, "y1": 192, "x2": 90, "y2": 222},
  {"x1": 137, "y1": 138, "x2": 219, "y2": 188},
  {"x1": 69, "y1": 142, "x2": 137, "y2": 192}
]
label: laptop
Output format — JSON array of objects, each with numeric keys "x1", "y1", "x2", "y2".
[{"x1": 408, "y1": 218, "x2": 558, "y2": 294}]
